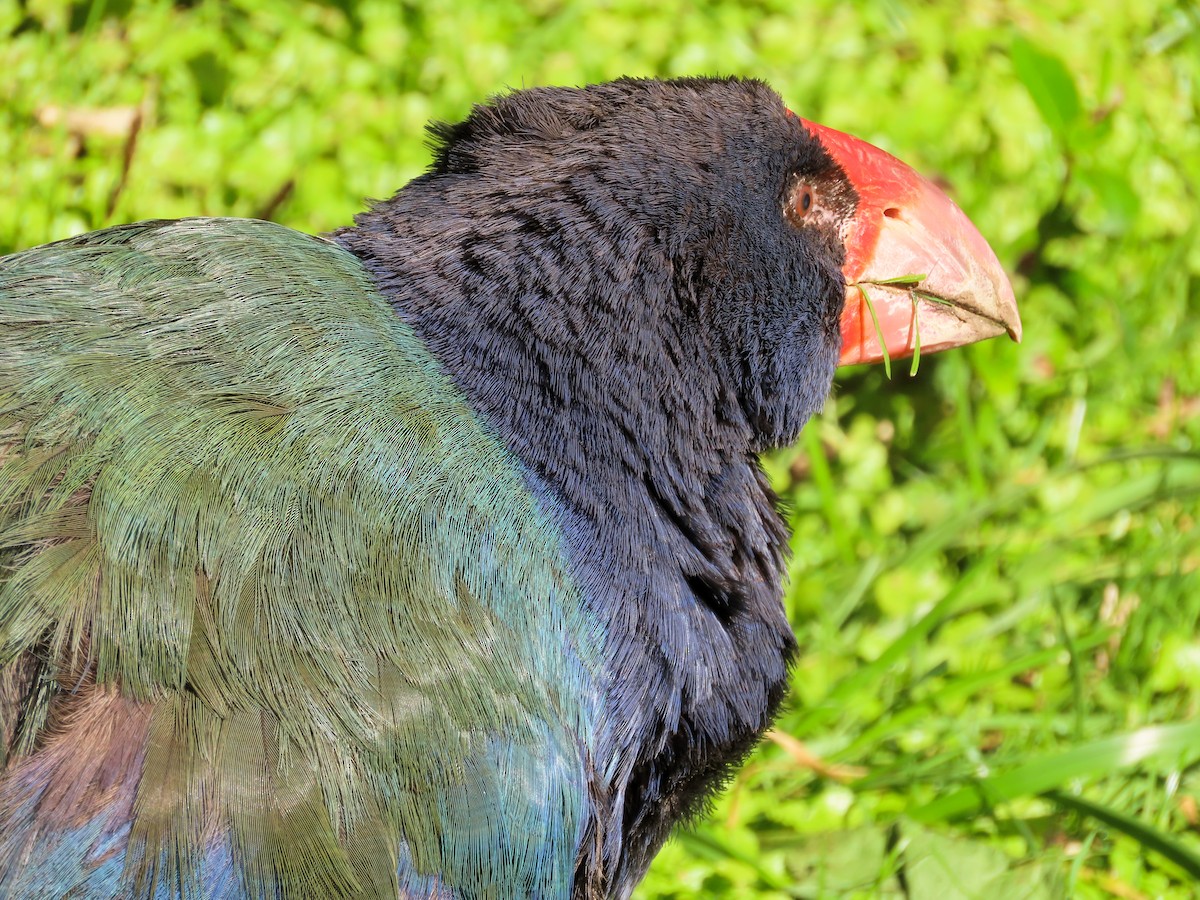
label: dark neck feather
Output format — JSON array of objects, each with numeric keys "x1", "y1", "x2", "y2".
[{"x1": 336, "y1": 166, "x2": 796, "y2": 895}]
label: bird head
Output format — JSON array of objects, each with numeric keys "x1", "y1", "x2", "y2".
[{"x1": 359, "y1": 77, "x2": 1019, "y2": 453}]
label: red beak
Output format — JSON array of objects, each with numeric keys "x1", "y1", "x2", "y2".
[{"x1": 798, "y1": 119, "x2": 1021, "y2": 367}]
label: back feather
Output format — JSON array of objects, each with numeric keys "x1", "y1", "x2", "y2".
[{"x1": 0, "y1": 218, "x2": 601, "y2": 898}]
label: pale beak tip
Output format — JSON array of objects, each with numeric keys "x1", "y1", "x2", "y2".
[{"x1": 998, "y1": 276, "x2": 1022, "y2": 343}]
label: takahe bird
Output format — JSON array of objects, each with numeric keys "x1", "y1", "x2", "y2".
[{"x1": 0, "y1": 77, "x2": 1019, "y2": 899}]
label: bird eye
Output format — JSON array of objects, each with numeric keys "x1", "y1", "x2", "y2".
[{"x1": 787, "y1": 183, "x2": 816, "y2": 224}]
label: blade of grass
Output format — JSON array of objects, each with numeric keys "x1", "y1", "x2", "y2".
[
  {"x1": 866, "y1": 273, "x2": 928, "y2": 286},
  {"x1": 800, "y1": 423, "x2": 856, "y2": 565},
  {"x1": 856, "y1": 284, "x2": 891, "y2": 380},
  {"x1": 946, "y1": 356, "x2": 986, "y2": 496},
  {"x1": 825, "y1": 554, "x2": 883, "y2": 631},
  {"x1": 1065, "y1": 831, "x2": 1098, "y2": 894},
  {"x1": 910, "y1": 722, "x2": 1200, "y2": 823},
  {"x1": 1050, "y1": 589, "x2": 1086, "y2": 741},
  {"x1": 1046, "y1": 789, "x2": 1200, "y2": 880},
  {"x1": 909, "y1": 293, "x2": 921, "y2": 376},
  {"x1": 911, "y1": 289, "x2": 955, "y2": 306}
]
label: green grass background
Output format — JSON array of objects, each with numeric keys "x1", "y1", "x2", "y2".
[{"x1": 3, "y1": 0, "x2": 1199, "y2": 896}]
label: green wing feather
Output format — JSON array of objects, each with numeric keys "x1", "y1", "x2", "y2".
[{"x1": 0, "y1": 219, "x2": 600, "y2": 898}]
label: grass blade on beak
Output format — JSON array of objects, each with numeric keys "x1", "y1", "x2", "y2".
[
  {"x1": 909, "y1": 294, "x2": 921, "y2": 376},
  {"x1": 856, "y1": 283, "x2": 892, "y2": 380}
]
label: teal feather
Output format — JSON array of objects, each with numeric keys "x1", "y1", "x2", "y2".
[{"x1": 0, "y1": 218, "x2": 601, "y2": 898}]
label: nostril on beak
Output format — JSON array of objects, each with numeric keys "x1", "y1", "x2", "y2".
[{"x1": 883, "y1": 207, "x2": 902, "y2": 220}]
